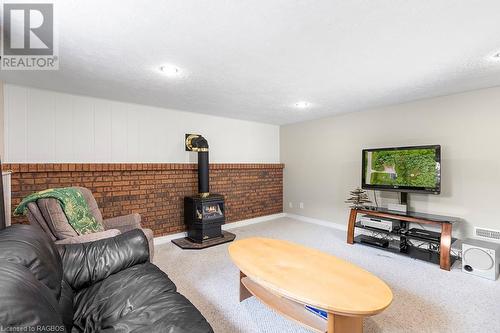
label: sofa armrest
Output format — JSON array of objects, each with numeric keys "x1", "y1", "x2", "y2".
[
  {"x1": 103, "y1": 213, "x2": 141, "y2": 233},
  {"x1": 57, "y1": 229, "x2": 150, "y2": 290},
  {"x1": 55, "y1": 229, "x2": 121, "y2": 244}
]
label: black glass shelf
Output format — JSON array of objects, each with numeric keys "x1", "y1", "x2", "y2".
[
  {"x1": 353, "y1": 235, "x2": 458, "y2": 266},
  {"x1": 354, "y1": 222, "x2": 457, "y2": 244},
  {"x1": 356, "y1": 207, "x2": 460, "y2": 224}
]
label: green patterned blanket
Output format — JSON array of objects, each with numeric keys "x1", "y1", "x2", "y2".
[{"x1": 14, "y1": 187, "x2": 104, "y2": 235}]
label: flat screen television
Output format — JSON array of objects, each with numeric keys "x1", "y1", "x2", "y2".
[{"x1": 362, "y1": 145, "x2": 441, "y2": 194}]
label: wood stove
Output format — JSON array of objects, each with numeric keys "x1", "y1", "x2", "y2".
[
  {"x1": 184, "y1": 194, "x2": 224, "y2": 242},
  {"x1": 172, "y1": 134, "x2": 235, "y2": 249}
]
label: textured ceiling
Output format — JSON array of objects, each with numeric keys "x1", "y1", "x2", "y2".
[{"x1": 2, "y1": 0, "x2": 500, "y2": 124}]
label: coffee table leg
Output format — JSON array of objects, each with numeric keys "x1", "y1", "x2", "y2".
[
  {"x1": 327, "y1": 313, "x2": 363, "y2": 333},
  {"x1": 239, "y1": 271, "x2": 252, "y2": 302}
]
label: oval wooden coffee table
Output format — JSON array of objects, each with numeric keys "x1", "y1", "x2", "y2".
[{"x1": 228, "y1": 238, "x2": 393, "y2": 333}]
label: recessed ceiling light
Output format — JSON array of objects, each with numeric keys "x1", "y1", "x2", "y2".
[
  {"x1": 159, "y1": 64, "x2": 182, "y2": 77},
  {"x1": 294, "y1": 101, "x2": 311, "y2": 109}
]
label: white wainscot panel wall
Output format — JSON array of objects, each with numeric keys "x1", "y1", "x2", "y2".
[{"x1": 4, "y1": 84, "x2": 280, "y2": 163}]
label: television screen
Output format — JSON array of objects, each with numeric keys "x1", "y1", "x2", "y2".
[{"x1": 362, "y1": 145, "x2": 441, "y2": 194}]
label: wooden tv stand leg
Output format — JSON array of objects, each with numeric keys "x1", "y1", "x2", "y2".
[
  {"x1": 347, "y1": 209, "x2": 357, "y2": 244},
  {"x1": 239, "y1": 271, "x2": 252, "y2": 302},
  {"x1": 440, "y1": 223, "x2": 452, "y2": 271},
  {"x1": 327, "y1": 313, "x2": 363, "y2": 333}
]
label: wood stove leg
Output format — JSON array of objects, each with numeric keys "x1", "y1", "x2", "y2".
[
  {"x1": 347, "y1": 209, "x2": 357, "y2": 244},
  {"x1": 239, "y1": 271, "x2": 252, "y2": 302},
  {"x1": 440, "y1": 223, "x2": 452, "y2": 271},
  {"x1": 327, "y1": 313, "x2": 363, "y2": 333}
]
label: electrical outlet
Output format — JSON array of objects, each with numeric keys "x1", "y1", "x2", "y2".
[
  {"x1": 288, "y1": 202, "x2": 293, "y2": 208},
  {"x1": 299, "y1": 202, "x2": 304, "y2": 209}
]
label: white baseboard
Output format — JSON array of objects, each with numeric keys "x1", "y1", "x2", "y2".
[
  {"x1": 223, "y1": 213, "x2": 286, "y2": 230},
  {"x1": 153, "y1": 213, "x2": 286, "y2": 246},
  {"x1": 285, "y1": 213, "x2": 347, "y2": 231},
  {"x1": 153, "y1": 213, "x2": 344, "y2": 245},
  {"x1": 153, "y1": 231, "x2": 188, "y2": 246}
]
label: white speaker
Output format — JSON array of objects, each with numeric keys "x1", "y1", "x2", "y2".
[{"x1": 462, "y1": 238, "x2": 500, "y2": 280}]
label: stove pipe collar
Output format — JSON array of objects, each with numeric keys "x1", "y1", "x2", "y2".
[{"x1": 185, "y1": 134, "x2": 209, "y2": 152}]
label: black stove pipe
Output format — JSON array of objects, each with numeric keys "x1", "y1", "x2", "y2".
[
  {"x1": 185, "y1": 134, "x2": 210, "y2": 197},
  {"x1": 197, "y1": 150, "x2": 209, "y2": 196}
]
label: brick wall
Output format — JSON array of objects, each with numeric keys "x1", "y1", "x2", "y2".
[{"x1": 4, "y1": 163, "x2": 284, "y2": 237}]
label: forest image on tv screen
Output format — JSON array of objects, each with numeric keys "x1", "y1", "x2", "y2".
[{"x1": 364, "y1": 148, "x2": 439, "y2": 188}]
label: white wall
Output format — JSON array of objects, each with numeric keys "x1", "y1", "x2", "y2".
[
  {"x1": 4, "y1": 84, "x2": 280, "y2": 163},
  {"x1": 0, "y1": 81, "x2": 4, "y2": 159},
  {"x1": 281, "y1": 86, "x2": 500, "y2": 238}
]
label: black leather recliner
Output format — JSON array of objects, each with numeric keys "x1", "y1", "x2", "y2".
[{"x1": 0, "y1": 225, "x2": 213, "y2": 333}]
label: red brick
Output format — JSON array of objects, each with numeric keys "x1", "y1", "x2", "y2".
[{"x1": 4, "y1": 163, "x2": 284, "y2": 237}]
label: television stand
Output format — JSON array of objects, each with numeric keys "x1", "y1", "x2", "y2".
[{"x1": 347, "y1": 207, "x2": 460, "y2": 270}]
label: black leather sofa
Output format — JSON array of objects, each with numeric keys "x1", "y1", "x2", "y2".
[{"x1": 0, "y1": 225, "x2": 213, "y2": 333}]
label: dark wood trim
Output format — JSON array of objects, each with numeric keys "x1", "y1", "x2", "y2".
[
  {"x1": 347, "y1": 209, "x2": 357, "y2": 244},
  {"x1": 440, "y1": 223, "x2": 453, "y2": 270}
]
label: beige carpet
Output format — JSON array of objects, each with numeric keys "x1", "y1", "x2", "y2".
[{"x1": 154, "y1": 217, "x2": 500, "y2": 333}]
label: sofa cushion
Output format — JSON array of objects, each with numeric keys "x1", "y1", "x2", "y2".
[
  {"x1": 59, "y1": 229, "x2": 150, "y2": 291},
  {"x1": 38, "y1": 198, "x2": 79, "y2": 240},
  {"x1": 0, "y1": 225, "x2": 67, "y2": 331},
  {"x1": 0, "y1": 225, "x2": 63, "y2": 300},
  {"x1": 0, "y1": 262, "x2": 65, "y2": 330},
  {"x1": 59, "y1": 279, "x2": 74, "y2": 332},
  {"x1": 72, "y1": 263, "x2": 212, "y2": 333}
]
